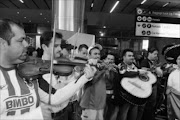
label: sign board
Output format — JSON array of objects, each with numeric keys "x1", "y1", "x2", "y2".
[
  {"x1": 136, "y1": 22, "x2": 180, "y2": 38},
  {"x1": 136, "y1": 8, "x2": 180, "y2": 18},
  {"x1": 135, "y1": 8, "x2": 180, "y2": 38}
]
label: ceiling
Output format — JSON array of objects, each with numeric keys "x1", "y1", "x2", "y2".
[
  {"x1": 0, "y1": 0, "x2": 52, "y2": 9},
  {"x1": 0, "y1": 0, "x2": 180, "y2": 29},
  {"x1": 0, "y1": 0, "x2": 180, "y2": 24},
  {"x1": 86, "y1": 0, "x2": 180, "y2": 13}
]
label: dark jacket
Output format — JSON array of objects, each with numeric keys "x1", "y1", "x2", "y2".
[
  {"x1": 80, "y1": 70, "x2": 107, "y2": 109},
  {"x1": 80, "y1": 64, "x2": 117, "y2": 110},
  {"x1": 113, "y1": 62, "x2": 140, "y2": 105}
]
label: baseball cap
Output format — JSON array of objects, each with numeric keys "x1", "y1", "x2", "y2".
[{"x1": 88, "y1": 44, "x2": 102, "y2": 54}]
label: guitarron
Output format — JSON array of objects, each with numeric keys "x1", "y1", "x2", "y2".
[{"x1": 120, "y1": 71, "x2": 156, "y2": 105}]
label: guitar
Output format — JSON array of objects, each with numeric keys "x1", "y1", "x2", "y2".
[{"x1": 120, "y1": 71, "x2": 157, "y2": 105}]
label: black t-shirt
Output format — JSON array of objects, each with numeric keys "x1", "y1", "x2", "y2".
[{"x1": 140, "y1": 58, "x2": 153, "y2": 69}]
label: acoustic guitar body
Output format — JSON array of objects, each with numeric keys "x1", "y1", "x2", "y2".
[{"x1": 120, "y1": 71, "x2": 157, "y2": 105}]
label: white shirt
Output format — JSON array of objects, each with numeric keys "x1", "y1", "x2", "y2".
[{"x1": 168, "y1": 68, "x2": 180, "y2": 92}]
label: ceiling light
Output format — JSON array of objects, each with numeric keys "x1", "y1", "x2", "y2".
[
  {"x1": 141, "y1": 0, "x2": 147, "y2": 4},
  {"x1": 162, "y1": 2, "x2": 170, "y2": 7},
  {"x1": 103, "y1": 26, "x2": 106, "y2": 28},
  {"x1": 19, "y1": 0, "x2": 24, "y2": 3},
  {"x1": 24, "y1": 17, "x2": 26, "y2": 19},
  {"x1": 142, "y1": 40, "x2": 149, "y2": 50},
  {"x1": 44, "y1": 18, "x2": 46, "y2": 19},
  {"x1": 110, "y1": 1, "x2": 119, "y2": 13},
  {"x1": 40, "y1": 13, "x2": 43, "y2": 15},
  {"x1": 47, "y1": 21, "x2": 49, "y2": 23},
  {"x1": 100, "y1": 33, "x2": 104, "y2": 36},
  {"x1": 91, "y1": 3, "x2": 94, "y2": 8},
  {"x1": 29, "y1": 20, "x2": 31, "y2": 22},
  {"x1": 17, "y1": 12, "x2": 19, "y2": 14}
]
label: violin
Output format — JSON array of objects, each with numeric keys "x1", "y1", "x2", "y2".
[{"x1": 16, "y1": 57, "x2": 85, "y2": 81}]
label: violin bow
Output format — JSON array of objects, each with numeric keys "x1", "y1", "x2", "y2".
[
  {"x1": 48, "y1": 15, "x2": 57, "y2": 105},
  {"x1": 72, "y1": 28, "x2": 80, "y2": 58}
]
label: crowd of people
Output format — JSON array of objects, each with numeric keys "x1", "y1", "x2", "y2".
[{"x1": 0, "y1": 19, "x2": 180, "y2": 120}]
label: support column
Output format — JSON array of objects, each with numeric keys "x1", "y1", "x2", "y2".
[{"x1": 52, "y1": 0, "x2": 85, "y2": 32}]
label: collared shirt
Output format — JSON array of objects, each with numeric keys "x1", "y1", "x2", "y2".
[{"x1": 118, "y1": 62, "x2": 138, "y2": 74}]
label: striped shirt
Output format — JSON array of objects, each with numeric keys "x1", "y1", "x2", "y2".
[{"x1": 0, "y1": 66, "x2": 43, "y2": 119}]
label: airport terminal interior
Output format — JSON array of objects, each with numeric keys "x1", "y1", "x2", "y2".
[{"x1": 0, "y1": 0, "x2": 180, "y2": 120}]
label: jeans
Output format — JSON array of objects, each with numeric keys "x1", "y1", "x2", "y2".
[
  {"x1": 142, "y1": 84, "x2": 157, "y2": 120},
  {"x1": 117, "y1": 102, "x2": 138, "y2": 120},
  {"x1": 52, "y1": 101, "x2": 81, "y2": 120},
  {"x1": 104, "y1": 94, "x2": 119, "y2": 120}
]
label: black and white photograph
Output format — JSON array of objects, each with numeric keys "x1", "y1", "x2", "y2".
[{"x1": 0, "y1": 0, "x2": 180, "y2": 120}]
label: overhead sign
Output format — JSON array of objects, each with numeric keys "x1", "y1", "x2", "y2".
[
  {"x1": 135, "y1": 8, "x2": 180, "y2": 38},
  {"x1": 136, "y1": 22, "x2": 180, "y2": 38},
  {"x1": 136, "y1": 15, "x2": 180, "y2": 24},
  {"x1": 136, "y1": 8, "x2": 180, "y2": 18}
]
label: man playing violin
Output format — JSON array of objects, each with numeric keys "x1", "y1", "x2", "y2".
[
  {"x1": 0, "y1": 19, "x2": 54, "y2": 120},
  {"x1": 39, "y1": 31, "x2": 97, "y2": 120},
  {"x1": 0, "y1": 19, "x2": 96, "y2": 120}
]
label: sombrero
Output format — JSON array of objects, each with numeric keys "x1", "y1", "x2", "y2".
[
  {"x1": 161, "y1": 44, "x2": 174, "y2": 55},
  {"x1": 164, "y1": 44, "x2": 180, "y2": 64}
]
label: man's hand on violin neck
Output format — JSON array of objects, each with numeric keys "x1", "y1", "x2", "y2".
[
  {"x1": 40, "y1": 102, "x2": 53, "y2": 120},
  {"x1": 84, "y1": 64, "x2": 97, "y2": 80}
]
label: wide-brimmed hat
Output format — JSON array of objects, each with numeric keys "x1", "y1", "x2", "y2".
[
  {"x1": 162, "y1": 44, "x2": 174, "y2": 55},
  {"x1": 88, "y1": 44, "x2": 102, "y2": 54},
  {"x1": 164, "y1": 44, "x2": 180, "y2": 64}
]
